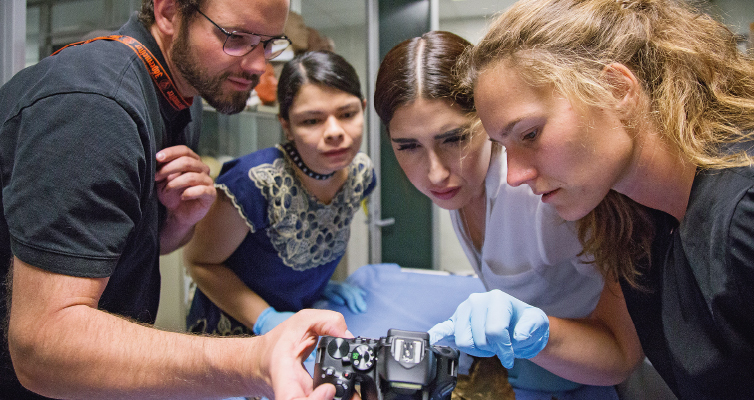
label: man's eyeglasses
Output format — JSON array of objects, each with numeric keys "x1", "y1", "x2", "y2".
[{"x1": 195, "y1": 9, "x2": 292, "y2": 59}]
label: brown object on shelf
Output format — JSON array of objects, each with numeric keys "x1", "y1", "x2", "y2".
[
  {"x1": 307, "y1": 27, "x2": 335, "y2": 52},
  {"x1": 452, "y1": 356, "x2": 516, "y2": 400},
  {"x1": 285, "y1": 11, "x2": 309, "y2": 53},
  {"x1": 256, "y1": 63, "x2": 278, "y2": 106},
  {"x1": 284, "y1": 11, "x2": 336, "y2": 55}
]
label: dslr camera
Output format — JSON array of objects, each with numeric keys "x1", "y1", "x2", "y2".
[{"x1": 313, "y1": 329, "x2": 459, "y2": 400}]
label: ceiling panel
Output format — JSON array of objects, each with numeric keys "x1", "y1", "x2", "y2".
[
  {"x1": 301, "y1": 1, "x2": 366, "y2": 30},
  {"x1": 301, "y1": 0, "x2": 508, "y2": 30},
  {"x1": 438, "y1": 0, "x2": 511, "y2": 20}
]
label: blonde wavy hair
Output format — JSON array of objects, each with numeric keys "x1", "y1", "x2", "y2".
[{"x1": 461, "y1": 0, "x2": 754, "y2": 286}]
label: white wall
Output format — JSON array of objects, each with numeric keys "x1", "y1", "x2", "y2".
[
  {"x1": 439, "y1": 0, "x2": 517, "y2": 44},
  {"x1": 440, "y1": 15, "x2": 493, "y2": 44}
]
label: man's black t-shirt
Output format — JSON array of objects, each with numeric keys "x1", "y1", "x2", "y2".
[{"x1": 0, "y1": 13, "x2": 199, "y2": 398}]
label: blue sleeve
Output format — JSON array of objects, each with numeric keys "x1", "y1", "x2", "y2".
[{"x1": 215, "y1": 147, "x2": 282, "y2": 232}]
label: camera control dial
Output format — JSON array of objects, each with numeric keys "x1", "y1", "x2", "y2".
[{"x1": 352, "y1": 344, "x2": 375, "y2": 371}]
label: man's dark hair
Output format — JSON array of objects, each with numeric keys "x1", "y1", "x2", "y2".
[{"x1": 138, "y1": 0, "x2": 205, "y2": 27}]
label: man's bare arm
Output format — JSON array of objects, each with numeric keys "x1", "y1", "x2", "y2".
[{"x1": 8, "y1": 257, "x2": 347, "y2": 399}]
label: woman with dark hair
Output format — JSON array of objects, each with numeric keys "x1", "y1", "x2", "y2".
[
  {"x1": 374, "y1": 31, "x2": 641, "y2": 393},
  {"x1": 463, "y1": 0, "x2": 754, "y2": 397},
  {"x1": 185, "y1": 50, "x2": 375, "y2": 337}
]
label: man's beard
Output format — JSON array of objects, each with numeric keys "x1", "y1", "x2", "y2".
[{"x1": 170, "y1": 23, "x2": 259, "y2": 115}]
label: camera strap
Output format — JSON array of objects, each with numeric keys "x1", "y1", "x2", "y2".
[{"x1": 51, "y1": 35, "x2": 192, "y2": 111}]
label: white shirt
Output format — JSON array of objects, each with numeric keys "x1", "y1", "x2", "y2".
[{"x1": 449, "y1": 151, "x2": 604, "y2": 318}]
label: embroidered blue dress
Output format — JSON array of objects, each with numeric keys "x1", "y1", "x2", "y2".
[{"x1": 187, "y1": 145, "x2": 375, "y2": 335}]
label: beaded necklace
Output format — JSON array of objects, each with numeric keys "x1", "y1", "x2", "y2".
[{"x1": 282, "y1": 142, "x2": 335, "y2": 180}]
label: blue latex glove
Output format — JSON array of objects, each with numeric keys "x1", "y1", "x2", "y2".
[
  {"x1": 321, "y1": 280, "x2": 367, "y2": 314},
  {"x1": 427, "y1": 290, "x2": 549, "y2": 369},
  {"x1": 253, "y1": 307, "x2": 315, "y2": 362},
  {"x1": 252, "y1": 306, "x2": 295, "y2": 335}
]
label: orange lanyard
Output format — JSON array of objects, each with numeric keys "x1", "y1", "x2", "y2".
[{"x1": 52, "y1": 35, "x2": 192, "y2": 111}]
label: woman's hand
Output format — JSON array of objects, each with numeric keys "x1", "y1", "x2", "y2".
[{"x1": 428, "y1": 289, "x2": 549, "y2": 368}]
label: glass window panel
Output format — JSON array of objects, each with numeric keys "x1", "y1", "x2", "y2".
[{"x1": 25, "y1": 6, "x2": 41, "y2": 66}]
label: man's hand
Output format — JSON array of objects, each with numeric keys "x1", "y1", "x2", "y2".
[
  {"x1": 155, "y1": 145, "x2": 216, "y2": 252},
  {"x1": 254, "y1": 309, "x2": 355, "y2": 400},
  {"x1": 156, "y1": 145, "x2": 216, "y2": 225}
]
